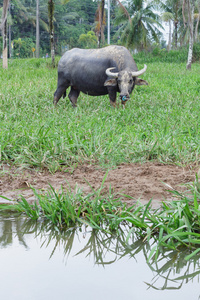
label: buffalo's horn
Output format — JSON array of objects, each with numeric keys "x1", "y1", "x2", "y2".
[
  {"x1": 105, "y1": 67, "x2": 119, "y2": 78},
  {"x1": 131, "y1": 64, "x2": 147, "y2": 77}
]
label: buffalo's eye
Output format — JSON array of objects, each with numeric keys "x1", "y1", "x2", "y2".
[{"x1": 129, "y1": 79, "x2": 133, "y2": 84}]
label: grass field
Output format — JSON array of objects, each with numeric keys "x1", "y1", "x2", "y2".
[
  {"x1": 1, "y1": 58, "x2": 200, "y2": 259},
  {"x1": 1, "y1": 58, "x2": 200, "y2": 172}
]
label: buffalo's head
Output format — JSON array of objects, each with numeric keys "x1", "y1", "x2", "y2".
[{"x1": 104, "y1": 65, "x2": 148, "y2": 107}]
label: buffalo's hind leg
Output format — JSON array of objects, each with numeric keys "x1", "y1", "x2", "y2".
[
  {"x1": 54, "y1": 76, "x2": 70, "y2": 105},
  {"x1": 68, "y1": 87, "x2": 80, "y2": 108},
  {"x1": 54, "y1": 86, "x2": 69, "y2": 105},
  {"x1": 63, "y1": 90, "x2": 66, "y2": 99}
]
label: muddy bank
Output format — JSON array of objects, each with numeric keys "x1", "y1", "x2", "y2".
[{"x1": 0, "y1": 162, "x2": 198, "y2": 207}]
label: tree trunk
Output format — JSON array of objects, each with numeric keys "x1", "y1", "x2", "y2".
[
  {"x1": 186, "y1": 0, "x2": 195, "y2": 70},
  {"x1": 98, "y1": 0, "x2": 105, "y2": 48},
  {"x1": 194, "y1": 3, "x2": 200, "y2": 42},
  {"x1": 36, "y1": 0, "x2": 40, "y2": 58},
  {"x1": 2, "y1": 18, "x2": 8, "y2": 68},
  {"x1": 8, "y1": 2, "x2": 11, "y2": 58},
  {"x1": 167, "y1": 20, "x2": 172, "y2": 51},
  {"x1": 174, "y1": 20, "x2": 178, "y2": 49},
  {"x1": 107, "y1": 0, "x2": 110, "y2": 44},
  {"x1": 48, "y1": 0, "x2": 55, "y2": 68},
  {"x1": 1, "y1": 0, "x2": 10, "y2": 69}
]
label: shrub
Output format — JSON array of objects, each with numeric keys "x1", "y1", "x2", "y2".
[
  {"x1": 78, "y1": 31, "x2": 98, "y2": 49},
  {"x1": 135, "y1": 47, "x2": 188, "y2": 63},
  {"x1": 13, "y1": 37, "x2": 35, "y2": 58},
  {"x1": 193, "y1": 43, "x2": 200, "y2": 62}
]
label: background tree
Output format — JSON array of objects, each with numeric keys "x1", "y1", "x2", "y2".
[
  {"x1": 99, "y1": 0, "x2": 105, "y2": 47},
  {"x1": 54, "y1": 0, "x2": 97, "y2": 50},
  {"x1": 183, "y1": 0, "x2": 195, "y2": 69},
  {"x1": 0, "y1": 0, "x2": 99, "y2": 56},
  {"x1": 162, "y1": 12, "x2": 173, "y2": 50},
  {"x1": 8, "y1": 2, "x2": 11, "y2": 57},
  {"x1": 36, "y1": 0, "x2": 39, "y2": 57},
  {"x1": 48, "y1": 0, "x2": 55, "y2": 66},
  {"x1": 78, "y1": 30, "x2": 98, "y2": 48},
  {"x1": 157, "y1": 0, "x2": 184, "y2": 48},
  {"x1": 3, "y1": 0, "x2": 198, "y2": 59},
  {"x1": 170, "y1": 0, "x2": 181, "y2": 48},
  {"x1": 194, "y1": 1, "x2": 200, "y2": 42},
  {"x1": 95, "y1": 0, "x2": 106, "y2": 47},
  {"x1": 1, "y1": 0, "x2": 10, "y2": 68},
  {"x1": 115, "y1": 0, "x2": 163, "y2": 50}
]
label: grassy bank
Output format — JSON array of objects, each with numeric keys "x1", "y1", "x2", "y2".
[
  {"x1": 1, "y1": 176, "x2": 200, "y2": 260},
  {"x1": 0, "y1": 59, "x2": 200, "y2": 171}
]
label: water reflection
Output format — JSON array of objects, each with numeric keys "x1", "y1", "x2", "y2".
[
  {"x1": 0, "y1": 212, "x2": 28, "y2": 249},
  {"x1": 0, "y1": 212, "x2": 200, "y2": 293}
]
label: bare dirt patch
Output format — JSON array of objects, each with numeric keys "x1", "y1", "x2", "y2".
[{"x1": 0, "y1": 162, "x2": 198, "y2": 208}]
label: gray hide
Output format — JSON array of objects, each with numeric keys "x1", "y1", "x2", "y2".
[{"x1": 54, "y1": 45, "x2": 148, "y2": 108}]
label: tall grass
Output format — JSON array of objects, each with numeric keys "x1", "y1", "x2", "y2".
[{"x1": 0, "y1": 59, "x2": 200, "y2": 171}]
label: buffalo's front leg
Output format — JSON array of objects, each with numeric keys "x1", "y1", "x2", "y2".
[
  {"x1": 68, "y1": 87, "x2": 80, "y2": 108},
  {"x1": 107, "y1": 88, "x2": 117, "y2": 107}
]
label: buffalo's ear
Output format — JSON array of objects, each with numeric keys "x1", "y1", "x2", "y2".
[
  {"x1": 135, "y1": 78, "x2": 148, "y2": 86},
  {"x1": 104, "y1": 79, "x2": 117, "y2": 87}
]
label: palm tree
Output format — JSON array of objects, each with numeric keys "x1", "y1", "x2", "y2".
[
  {"x1": 95, "y1": 0, "x2": 106, "y2": 47},
  {"x1": 161, "y1": 0, "x2": 183, "y2": 49},
  {"x1": 36, "y1": 0, "x2": 40, "y2": 58},
  {"x1": 95, "y1": 0, "x2": 129, "y2": 47},
  {"x1": 185, "y1": 0, "x2": 195, "y2": 69},
  {"x1": 162, "y1": 12, "x2": 173, "y2": 50},
  {"x1": 48, "y1": 0, "x2": 70, "y2": 66},
  {"x1": 1, "y1": 0, "x2": 10, "y2": 68},
  {"x1": 115, "y1": 0, "x2": 163, "y2": 50},
  {"x1": 48, "y1": 0, "x2": 55, "y2": 66}
]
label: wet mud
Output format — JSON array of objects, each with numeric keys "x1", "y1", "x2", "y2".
[{"x1": 0, "y1": 162, "x2": 198, "y2": 207}]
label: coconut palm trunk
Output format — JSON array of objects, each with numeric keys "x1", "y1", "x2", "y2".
[
  {"x1": 8, "y1": 2, "x2": 11, "y2": 58},
  {"x1": 97, "y1": 0, "x2": 129, "y2": 47},
  {"x1": 48, "y1": 0, "x2": 55, "y2": 67},
  {"x1": 168, "y1": 20, "x2": 172, "y2": 50},
  {"x1": 186, "y1": 0, "x2": 195, "y2": 70},
  {"x1": 98, "y1": 0, "x2": 105, "y2": 47},
  {"x1": 162, "y1": 12, "x2": 173, "y2": 51},
  {"x1": 36, "y1": 0, "x2": 40, "y2": 58},
  {"x1": 1, "y1": 0, "x2": 10, "y2": 69}
]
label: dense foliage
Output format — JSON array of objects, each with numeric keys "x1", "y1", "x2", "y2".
[
  {"x1": 0, "y1": 0, "x2": 98, "y2": 57},
  {"x1": 114, "y1": 0, "x2": 163, "y2": 50},
  {"x1": 1, "y1": 0, "x2": 200, "y2": 59}
]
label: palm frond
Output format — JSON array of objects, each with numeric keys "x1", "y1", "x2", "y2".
[{"x1": 115, "y1": 0, "x2": 131, "y2": 23}]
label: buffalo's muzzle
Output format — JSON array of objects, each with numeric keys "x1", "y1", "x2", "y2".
[
  {"x1": 120, "y1": 95, "x2": 129, "y2": 108},
  {"x1": 120, "y1": 94, "x2": 130, "y2": 102}
]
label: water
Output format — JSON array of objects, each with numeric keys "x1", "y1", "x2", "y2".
[{"x1": 0, "y1": 213, "x2": 200, "y2": 300}]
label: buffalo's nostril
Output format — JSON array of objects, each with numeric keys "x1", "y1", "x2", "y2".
[{"x1": 120, "y1": 94, "x2": 129, "y2": 101}]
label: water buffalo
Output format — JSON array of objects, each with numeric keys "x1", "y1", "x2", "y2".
[{"x1": 54, "y1": 45, "x2": 148, "y2": 108}]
